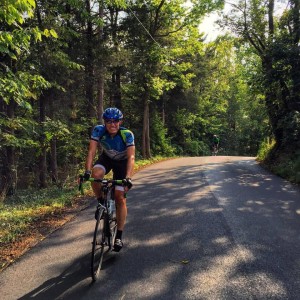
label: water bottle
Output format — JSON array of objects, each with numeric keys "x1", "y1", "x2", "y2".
[{"x1": 108, "y1": 199, "x2": 115, "y2": 215}]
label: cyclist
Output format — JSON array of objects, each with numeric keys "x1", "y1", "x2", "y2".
[
  {"x1": 212, "y1": 134, "x2": 220, "y2": 154},
  {"x1": 83, "y1": 107, "x2": 135, "y2": 252}
]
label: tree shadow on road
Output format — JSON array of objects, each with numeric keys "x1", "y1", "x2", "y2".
[
  {"x1": 15, "y1": 157, "x2": 300, "y2": 299},
  {"x1": 18, "y1": 250, "x2": 119, "y2": 300}
]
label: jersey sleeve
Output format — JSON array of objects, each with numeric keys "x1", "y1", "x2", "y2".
[
  {"x1": 120, "y1": 129, "x2": 135, "y2": 147},
  {"x1": 126, "y1": 131, "x2": 135, "y2": 147},
  {"x1": 90, "y1": 125, "x2": 105, "y2": 142}
]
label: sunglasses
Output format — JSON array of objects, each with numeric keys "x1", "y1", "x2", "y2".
[{"x1": 105, "y1": 119, "x2": 120, "y2": 124}]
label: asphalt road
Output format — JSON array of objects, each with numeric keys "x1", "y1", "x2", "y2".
[{"x1": 1, "y1": 156, "x2": 300, "y2": 300}]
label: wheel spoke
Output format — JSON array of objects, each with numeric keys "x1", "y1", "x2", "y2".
[{"x1": 91, "y1": 209, "x2": 106, "y2": 281}]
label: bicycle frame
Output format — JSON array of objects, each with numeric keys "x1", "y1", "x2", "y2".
[
  {"x1": 78, "y1": 176, "x2": 125, "y2": 281},
  {"x1": 78, "y1": 177, "x2": 123, "y2": 193},
  {"x1": 212, "y1": 145, "x2": 219, "y2": 156}
]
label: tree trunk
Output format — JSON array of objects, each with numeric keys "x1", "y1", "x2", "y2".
[
  {"x1": 48, "y1": 93, "x2": 58, "y2": 183},
  {"x1": 291, "y1": 0, "x2": 300, "y2": 43},
  {"x1": 96, "y1": 0, "x2": 104, "y2": 123},
  {"x1": 268, "y1": 0, "x2": 274, "y2": 35},
  {"x1": 162, "y1": 93, "x2": 166, "y2": 125},
  {"x1": 85, "y1": 0, "x2": 95, "y2": 119},
  {"x1": 39, "y1": 93, "x2": 47, "y2": 188},
  {"x1": 50, "y1": 138, "x2": 57, "y2": 183},
  {"x1": 115, "y1": 68, "x2": 122, "y2": 108},
  {"x1": 110, "y1": 69, "x2": 122, "y2": 108},
  {"x1": 5, "y1": 100, "x2": 17, "y2": 195},
  {"x1": 142, "y1": 89, "x2": 151, "y2": 158},
  {"x1": 0, "y1": 97, "x2": 4, "y2": 194},
  {"x1": 97, "y1": 67, "x2": 104, "y2": 122},
  {"x1": 109, "y1": 6, "x2": 122, "y2": 109}
]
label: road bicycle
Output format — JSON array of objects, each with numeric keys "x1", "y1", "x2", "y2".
[
  {"x1": 78, "y1": 176, "x2": 126, "y2": 281},
  {"x1": 212, "y1": 144, "x2": 219, "y2": 156}
]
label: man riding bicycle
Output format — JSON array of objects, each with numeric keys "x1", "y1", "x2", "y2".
[
  {"x1": 212, "y1": 134, "x2": 220, "y2": 154},
  {"x1": 83, "y1": 107, "x2": 135, "y2": 252}
]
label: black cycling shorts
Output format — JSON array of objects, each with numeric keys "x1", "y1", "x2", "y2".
[{"x1": 94, "y1": 154, "x2": 127, "y2": 180}]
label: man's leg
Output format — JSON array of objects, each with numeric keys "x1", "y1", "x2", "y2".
[
  {"x1": 115, "y1": 189, "x2": 127, "y2": 231},
  {"x1": 114, "y1": 188, "x2": 127, "y2": 251},
  {"x1": 112, "y1": 159, "x2": 128, "y2": 251},
  {"x1": 91, "y1": 165, "x2": 105, "y2": 199}
]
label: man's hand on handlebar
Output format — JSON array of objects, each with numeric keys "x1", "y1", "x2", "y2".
[
  {"x1": 123, "y1": 178, "x2": 133, "y2": 190},
  {"x1": 83, "y1": 170, "x2": 91, "y2": 180}
]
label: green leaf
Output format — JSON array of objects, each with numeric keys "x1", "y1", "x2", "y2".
[{"x1": 49, "y1": 29, "x2": 58, "y2": 38}]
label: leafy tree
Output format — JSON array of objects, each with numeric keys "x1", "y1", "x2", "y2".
[
  {"x1": 122, "y1": 0, "x2": 224, "y2": 158},
  {"x1": 223, "y1": 0, "x2": 300, "y2": 158},
  {"x1": 0, "y1": 0, "x2": 53, "y2": 194},
  {"x1": 0, "y1": 0, "x2": 285, "y2": 197}
]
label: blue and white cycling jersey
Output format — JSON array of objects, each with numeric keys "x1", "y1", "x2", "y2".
[{"x1": 91, "y1": 125, "x2": 134, "y2": 160}]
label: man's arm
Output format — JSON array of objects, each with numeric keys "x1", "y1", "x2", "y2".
[
  {"x1": 85, "y1": 139, "x2": 98, "y2": 171},
  {"x1": 126, "y1": 145, "x2": 135, "y2": 178}
]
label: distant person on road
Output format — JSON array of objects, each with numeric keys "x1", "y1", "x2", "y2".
[
  {"x1": 212, "y1": 134, "x2": 220, "y2": 155},
  {"x1": 83, "y1": 107, "x2": 135, "y2": 252}
]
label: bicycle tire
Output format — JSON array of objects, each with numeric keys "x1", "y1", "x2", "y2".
[
  {"x1": 109, "y1": 210, "x2": 117, "y2": 249},
  {"x1": 91, "y1": 208, "x2": 106, "y2": 281},
  {"x1": 212, "y1": 145, "x2": 218, "y2": 156}
]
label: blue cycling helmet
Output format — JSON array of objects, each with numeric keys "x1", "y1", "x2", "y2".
[{"x1": 102, "y1": 107, "x2": 123, "y2": 120}]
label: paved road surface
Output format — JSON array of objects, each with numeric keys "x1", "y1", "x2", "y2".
[{"x1": 1, "y1": 156, "x2": 300, "y2": 299}]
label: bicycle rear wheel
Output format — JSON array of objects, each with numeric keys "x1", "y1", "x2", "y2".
[
  {"x1": 91, "y1": 208, "x2": 106, "y2": 281},
  {"x1": 212, "y1": 146, "x2": 218, "y2": 156}
]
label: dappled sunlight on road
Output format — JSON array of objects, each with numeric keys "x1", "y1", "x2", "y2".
[
  {"x1": 188, "y1": 246, "x2": 256, "y2": 298},
  {"x1": 188, "y1": 249, "x2": 287, "y2": 299},
  {"x1": 143, "y1": 207, "x2": 191, "y2": 219},
  {"x1": 115, "y1": 156, "x2": 300, "y2": 299},
  {"x1": 122, "y1": 264, "x2": 181, "y2": 299},
  {"x1": 202, "y1": 207, "x2": 223, "y2": 213},
  {"x1": 2, "y1": 157, "x2": 300, "y2": 299}
]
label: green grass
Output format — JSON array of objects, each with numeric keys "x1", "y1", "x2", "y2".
[
  {"x1": 257, "y1": 139, "x2": 300, "y2": 184},
  {"x1": 270, "y1": 154, "x2": 300, "y2": 184},
  {"x1": 0, "y1": 187, "x2": 76, "y2": 244}
]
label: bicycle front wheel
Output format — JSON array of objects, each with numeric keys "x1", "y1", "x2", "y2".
[
  {"x1": 91, "y1": 208, "x2": 106, "y2": 281},
  {"x1": 109, "y1": 210, "x2": 117, "y2": 249}
]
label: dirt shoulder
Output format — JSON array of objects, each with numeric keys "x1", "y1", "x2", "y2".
[{"x1": 0, "y1": 196, "x2": 92, "y2": 272}]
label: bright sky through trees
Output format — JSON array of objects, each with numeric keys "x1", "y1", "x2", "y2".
[{"x1": 199, "y1": 0, "x2": 289, "y2": 42}]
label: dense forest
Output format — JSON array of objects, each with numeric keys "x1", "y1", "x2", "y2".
[{"x1": 0, "y1": 0, "x2": 299, "y2": 196}]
